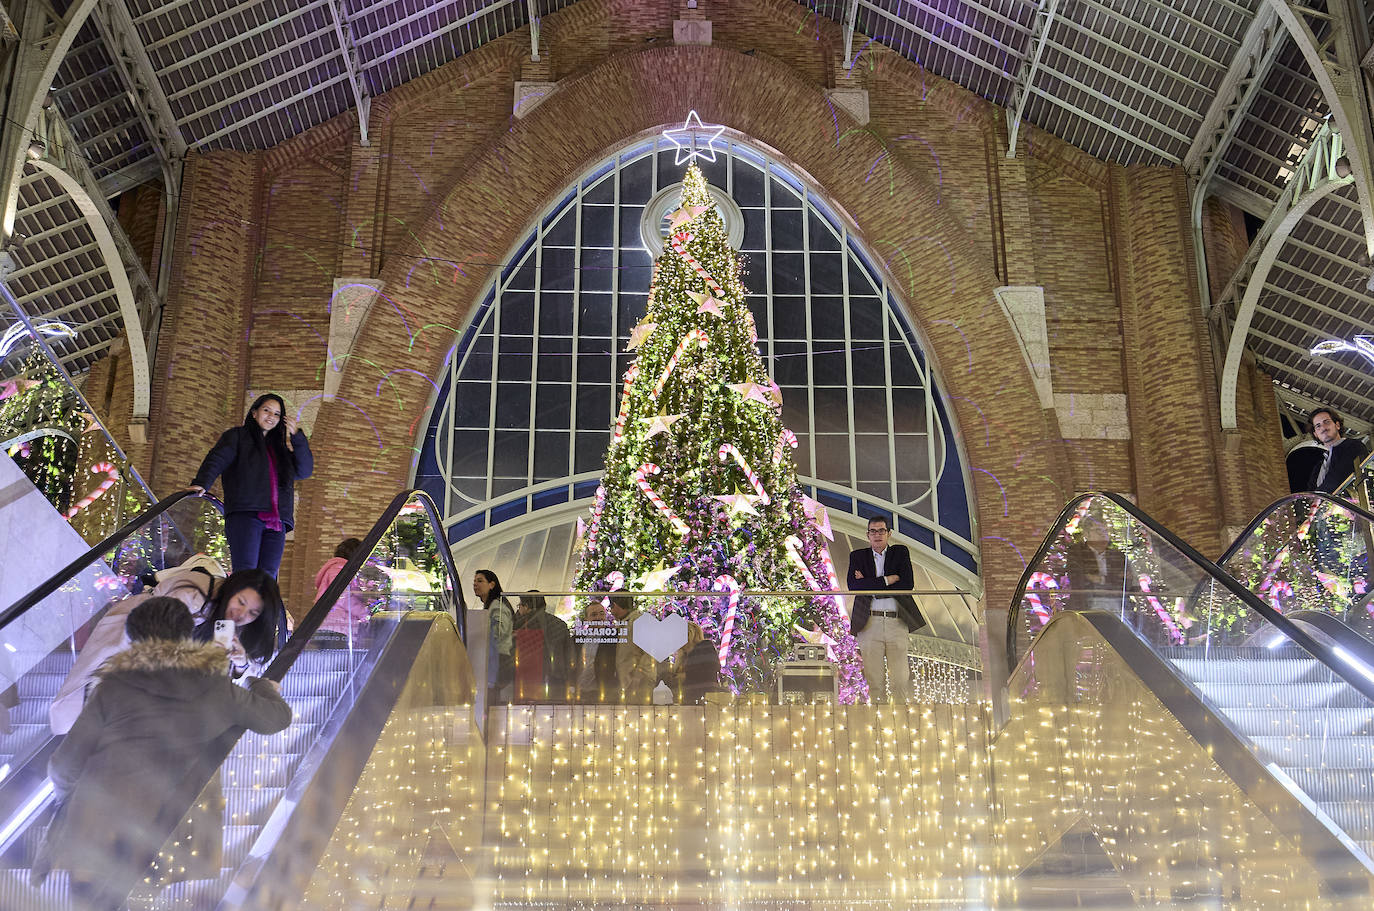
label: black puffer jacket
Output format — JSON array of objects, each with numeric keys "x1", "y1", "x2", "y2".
[{"x1": 192, "y1": 425, "x2": 313, "y2": 528}]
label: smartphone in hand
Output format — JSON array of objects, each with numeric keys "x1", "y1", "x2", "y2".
[{"x1": 213, "y1": 620, "x2": 234, "y2": 649}]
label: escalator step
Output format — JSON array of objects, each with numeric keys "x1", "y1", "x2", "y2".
[
  {"x1": 1194, "y1": 681, "x2": 1360, "y2": 710},
  {"x1": 1285, "y1": 767, "x2": 1374, "y2": 802},
  {"x1": 238, "y1": 723, "x2": 319, "y2": 756},
  {"x1": 1316, "y1": 801, "x2": 1374, "y2": 842},
  {"x1": 1169, "y1": 656, "x2": 1323, "y2": 684},
  {"x1": 1219, "y1": 708, "x2": 1374, "y2": 738},
  {"x1": 1250, "y1": 735, "x2": 1374, "y2": 767}
]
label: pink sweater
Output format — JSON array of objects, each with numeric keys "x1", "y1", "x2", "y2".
[{"x1": 314, "y1": 557, "x2": 371, "y2": 636}]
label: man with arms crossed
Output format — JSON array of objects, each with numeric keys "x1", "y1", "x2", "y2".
[{"x1": 848, "y1": 515, "x2": 926, "y2": 703}]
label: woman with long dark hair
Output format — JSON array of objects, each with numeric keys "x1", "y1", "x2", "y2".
[
  {"x1": 191, "y1": 568, "x2": 287, "y2": 677},
  {"x1": 188, "y1": 393, "x2": 313, "y2": 577}
]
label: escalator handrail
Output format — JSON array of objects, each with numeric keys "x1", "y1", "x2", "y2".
[
  {"x1": 1005, "y1": 491, "x2": 1374, "y2": 706},
  {"x1": 0, "y1": 489, "x2": 225, "y2": 632},
  {"x1": 263, "y1": 488, "x2": 465, "y2": 681},
  {"x1": 1215, "y1": 489, "x2": 1374, "y2": 568}
]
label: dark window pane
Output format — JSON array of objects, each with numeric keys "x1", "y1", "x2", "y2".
[
  {"x1": 540, "y1": 248, "x2": 576, "y2": 291},
  {"x1": 850, "y1": 347, "x2": 887, "y2": 386},
  {"x1": 657, "y1": 150, "x2": 687, "y2": 185},
  {"x1": 618, "y1": 294, "x2": 648, "y2": 328},
  {"x1": 534, "y1": 383, "x2": 571, "y2": 426},
  {"x1": 537, "y1": 338, "x2": 572, "y2": 382},
  {"x1": 808, "y1": 211, "x2": 841, "y2": 251},
  {"x1": 849, "y1": 257, "x2": 880, "y2": 294},
  {"x1": 770, "y1": 177, "x2": 802, "y2": 207},
  {"x1": 620, "y1": 157, "x2": 653, "y2": 204},
  {"x1": 781, "y1": 390, "x2": 809, "y2": 432},
  {"x1": 815, "y1": 435, "x2": 850, "y2": 486},
  {"x1": 855, "y1": 434, "x2": 890, "y2": 482},
  {"x1": 581, "y1": 206, "x2": 615, "y2": 247},
  {"x1": 452, "y1": 382, "x2": 490, "y2": 428},
  {"x1": 770, "y1": 209, "x2": 804, "y2": 250},
  {"x1": 451, "y1": 430, "x2": 489, "y2": 478},
  {"x1": 538, "y1": 293, "x2": 573, "y2": 336},
  {"x1": 773, "y1": 341, "x2": 808, "y2": 385},
  {"x1": 742, "y1": 208, "x2": 767, "y2": 251},
  {"x1": 581, "y1": 248, "x2": 615, "y2": 291},
  {"x1": 852, "y1": 389, "x2": 890, "y2": 433},
  {"x1": 533, "y1": 431, "x2": 570, "y2": 480},
  {"x1": 579, "y1": 293, "x2": 613, "y2": 335},
  {"x1": 500, "y1": 293, "x2": 534, "y2": 334},
  {"x1": 849, "y1": 296, "x2": 883, "y2": 340},
  {"x1": 492, "y1": 430, "x2": 529, "y2": 478},
  {"x1": 619, "y1": 248, "x2": 653, "y2": 294},
  {"x1": 575, "y1": 385, "x2": 611, "y2": 429},
  {"x1": 895, "y1": 435, "x2": 931, "y2": 483},
  {"x1": 772, "y1": 253, "x2": 805, "y2": 294},
  {"x1": 893, "y1": 397, "x2": 928, "y2": 434},
  {"x1": 576, "y1": 352, "x2": 609, "y2": 385},
  {"x1": 495, "y1": 383, "x2": 531, "y2": 428},
  {"x1": 491, "y1": 477, "x2": 525, "y2": 497},
  {"x1": 890, "y1": 350, "x2": 922, "y2": 387},
  {"x1": 507, "y1": 255, "x2": 536, "y2": 291},
  {"x1": 496, "y1": 348, "x2": 532, "y2": 383},
  {"x1": 699, "y1": 154, "x2": 727, "y2": 189},
  {"x1": 747, "y1": 297, "x2": 768, "y2": 338},
  {"x1": 813, "y1": 388, "x2": 849, "y2": 432},
  {"x1": 544, "y1": 208, "x2": 576, "y2": 246},
  {"x1": 811, "y1": 297, "x2": 845, "y2": 338},
  {"x1": 459, "y1": 334, "x2": 493, "y2": 382},
  {"x1": 575, "y1": 430, "x2": 610, "y2": 472},
  {"x1": 858, "y1": 480, "x2": 891, "y2": 501},
  {"x1": 812, "y1": 347, "x2": 847, "y2": 386},
  {"x1": 620, "y1": 205, "x2": 645, "y2": 252},
  {"x1": 731, "y1": 162, "x2": 765, "y2": 206},
  {"x1": 583, "y1": 174, "x2": 615, "y2": 204},
  {"x1": 773, "y1": 296, "x2": 806, "y2": 339},
  {"x1": 810, "y1": 254, "x2": 844, "y2": 294}
]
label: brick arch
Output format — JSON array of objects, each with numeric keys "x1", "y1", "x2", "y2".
[{"x1": 295, "y1": 43, "x2": 1068, "y2": 615}]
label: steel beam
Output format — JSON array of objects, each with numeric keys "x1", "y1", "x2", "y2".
[
  {"x1": 91, "y1": 0, "x2": 186, "y2": 164},
  {"x1": 1270, "y1": 0, "x2": 1374, "y2": 256},
  {"x1": 326, "y1": 0, "x2": 371, "y2": 145},
  {"x1": 26, "y1": 158, "x2": 148, "y2": 419},
  {"x1": 0, "y1": 0, "x2": 100, "y2": 241},
  {"x1": 842, "y1": 0, "x2": 860, "y2": 69},
  {"x1": 1217, "y1": 119, "x2": 1352, "y2": 429},
  {"x1": 1005, "y1": 1, "x2": 1061, "y2": 157}
]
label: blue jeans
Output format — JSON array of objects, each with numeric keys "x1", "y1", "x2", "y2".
[{"x1": 224, "y1": 512, "x2": 286, "y2": 578}]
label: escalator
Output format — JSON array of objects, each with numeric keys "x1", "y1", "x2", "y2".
[
  {"x1": 1005, "y1": 492, "x2": 1374, "y2": 905},
  {"x1": 0, "y1": 489, "x2": 472, "y2": 911}
]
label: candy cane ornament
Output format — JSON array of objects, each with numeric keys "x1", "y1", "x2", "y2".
[
  {"x1": 65, "y1": 461, "x2": 119, "y2": 519},
  {"x1": 612, "y1": 364, "x2": 639, "y2": 445},
  {"x1": 717, "y1": 443, "x2": 769, "y2": 504},
  {"x1": 585, "y1": 485, "x2": 607, "y2": 552},
  {"x1": 714, "y1": 574, "x2": 742, "y2": 664},
  {"x1": 651, "y1": 329, "x2": 708, "y2": 401},
  {"x1": 600, "y1": 570, "x2": 626, "y2": 608},
  {"x1": 772, "y1": 429, "x2": 798, "y2": 465},
  {"x1": 668, "y1": 233, "x2": 725, "y2": 296},
  {"x1": 783, "y1": 535, "x2": 822, "y2": 591},
  {"x1": 634, "y1": 463, "x2": 689, "y2": 535}
]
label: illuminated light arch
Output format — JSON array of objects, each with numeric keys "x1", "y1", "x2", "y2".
[{"x1": 413, "y1": 133, "x2": 980, "y2": 590}]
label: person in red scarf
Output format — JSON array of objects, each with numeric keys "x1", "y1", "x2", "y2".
[{"x1": 188, "y1": 393, "x2": 314, "y2": 578}]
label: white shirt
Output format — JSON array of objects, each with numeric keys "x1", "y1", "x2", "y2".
[{"x1": 872, "y1": 548, "x2": 899, "y2": 614}]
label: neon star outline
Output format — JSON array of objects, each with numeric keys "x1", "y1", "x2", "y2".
[{"x1": 662, "y1": 110, "x2": 726, "y2": 165}]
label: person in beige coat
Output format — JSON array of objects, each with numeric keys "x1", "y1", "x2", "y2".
[{"x1": 608, "y1": 595, "x2": 657, "y2": 704}]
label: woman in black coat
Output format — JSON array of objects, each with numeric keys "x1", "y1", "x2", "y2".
[
  {"x1": 189, "y1": 393, "x2": 313, "y2": 578},
  {"x1": 32, "y1": 597, "x2": 292, "y2": 911}
]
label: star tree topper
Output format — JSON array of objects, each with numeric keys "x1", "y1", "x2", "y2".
[{"x1": 662, "y1": 110, "x2": 726, "y2": 165}]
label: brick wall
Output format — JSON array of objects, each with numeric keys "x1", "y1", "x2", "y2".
[{"x1": 141, "y1": 0, "x2": 1282, "y2": 620}]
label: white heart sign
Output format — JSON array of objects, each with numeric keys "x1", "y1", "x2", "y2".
[{"x1": 631, "y1": 612, "x2": 689, "y2": 661}]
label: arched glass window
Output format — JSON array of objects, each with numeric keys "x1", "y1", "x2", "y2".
[{"x1": 414, "y1": 134, "x2": 979, "y2": 584}]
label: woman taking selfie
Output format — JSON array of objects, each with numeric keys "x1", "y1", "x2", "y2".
[{"x1": 188, "y1": 393, "x2": 313, "y2": 577}]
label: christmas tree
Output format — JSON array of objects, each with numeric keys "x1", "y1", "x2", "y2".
[{"x1": 572, "y1": 160, "x2": 867, "y2": 702}]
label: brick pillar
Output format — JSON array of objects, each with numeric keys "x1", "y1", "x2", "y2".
[
  {"x1": 147, "y1": 151, "x2": 261, "y2": 505},
  {"x1": 1112, "y1": 167, "x2": 1226, "y2": 547}
]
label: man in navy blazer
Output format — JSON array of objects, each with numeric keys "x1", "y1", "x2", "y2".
[{"x1": 848, "y1": 515, "x2": 926, "y2": 703}]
